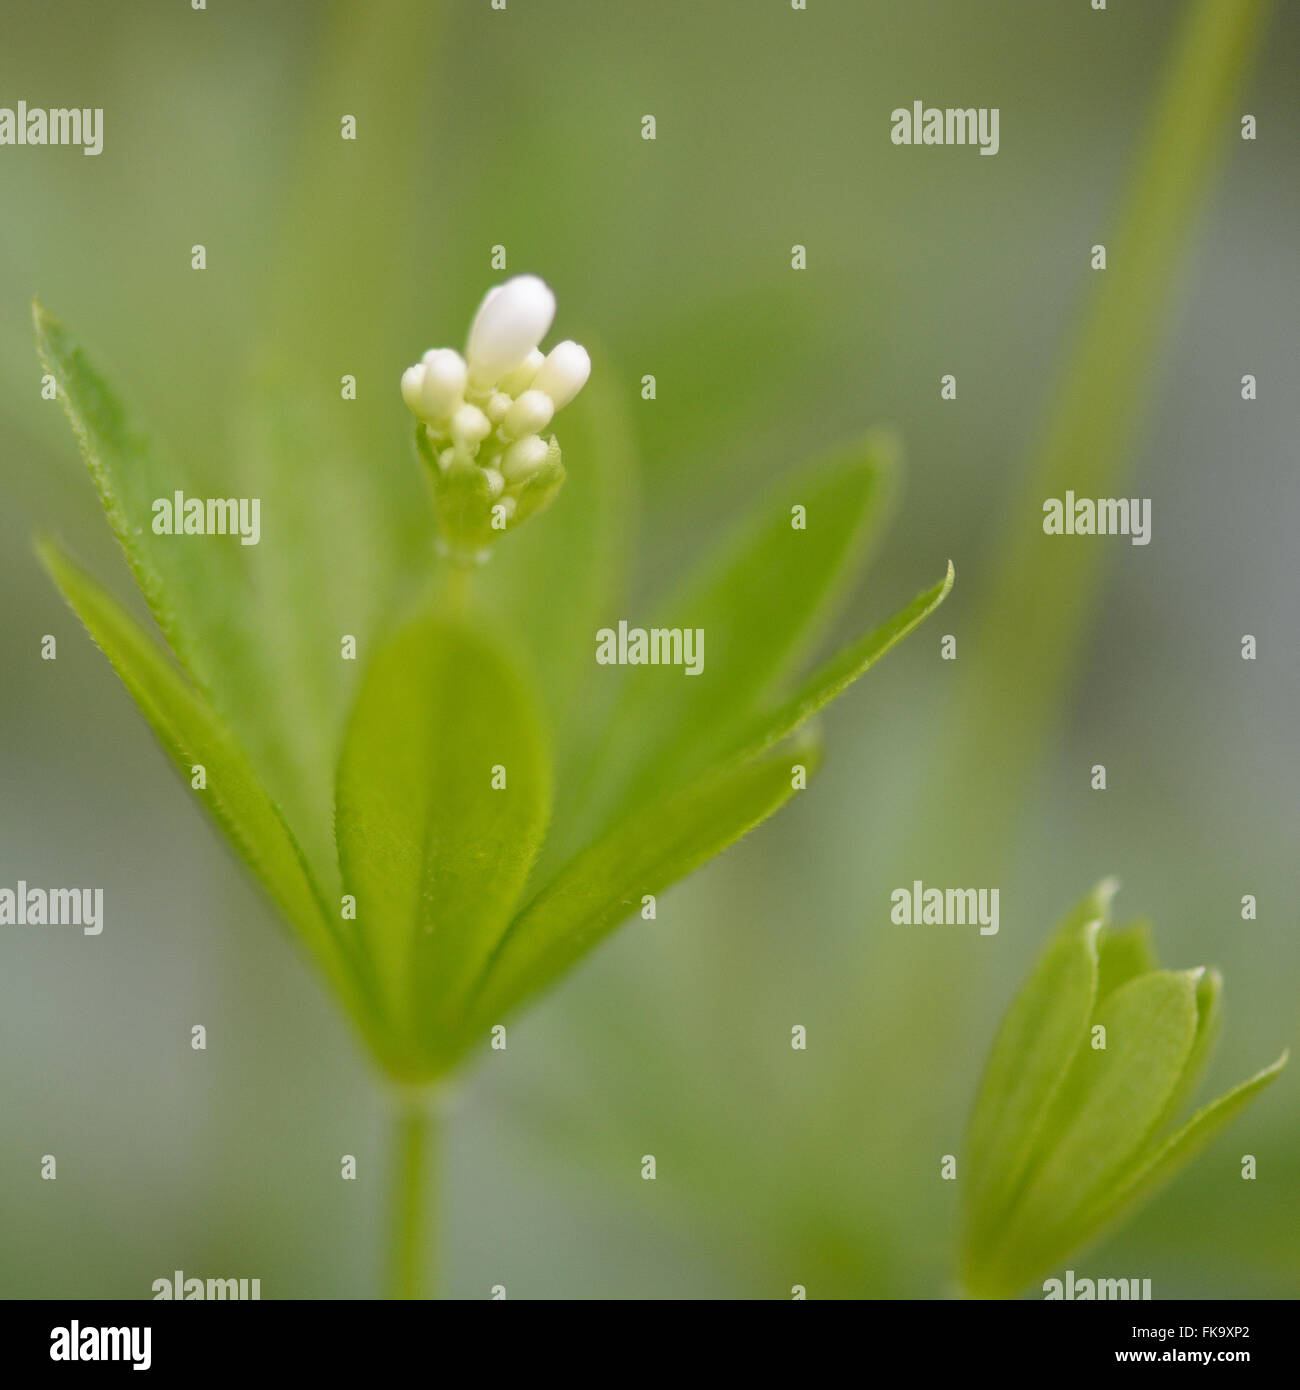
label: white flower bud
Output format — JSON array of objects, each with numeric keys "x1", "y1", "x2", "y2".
[
  {"x1": 485, "y1": 391, "x2": 512, "y2": 424},
  {"x1": 501, "y1": 434, "x2": 549, "y2": 482},
  {"x1": 401, "y1": 363, "x2": 429, "y2": 414},
  {"x1": 450, "y1": 403, "x2": 491, "y2": 447},
  {"x1": 531, "y1": 340, "x2": 591, "y2": 411},
  {"x1": 501, "y1": 388, "x2": 554, "y2": 440},
  {"x1": 498, "y1": 348, "x2": 545, "y2": 396},
  {"x1": 417, "y1": 348, "x2": 468, "y2": 419},
  {"x1": 466, "y1": 275, "x2": 556, "y2": 390},
  {"x1": 482, "y1": 467, "x2": 506, "y2": 500}
]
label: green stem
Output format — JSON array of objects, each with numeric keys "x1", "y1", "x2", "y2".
[
  {"x1": 437, "y1": 557, "x2": 475, "y2": 612},
  {"x1": 387, "y1": 1093, "x2": 435, "y2": 1299}
]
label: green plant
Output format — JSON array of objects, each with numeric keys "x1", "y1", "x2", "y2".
[
  {"x1": 35, "y1": 279, "x2": 950, "y2": 1296},
  {"x1": 960, "y1": 879, "x2": 1286, "y2": 1299}
]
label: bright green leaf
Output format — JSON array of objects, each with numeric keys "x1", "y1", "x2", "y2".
[
  {"x1": 961, "y1": 881, "x2": 1111, "y2": 1271},
  {"x1": 470, "y1": 736, "x2": 823, "y2": 1031},
  {"x1": 33, "y1": 300, "x2": 225, "y2": 694},
  {"x1": 726, "y1": 562, "x2": 953, "y2": 766},
  {"x1": 37, "y1": 538, "x2": 377, "y2": 1049},
  {"x1": 335, "y1": 604, "x2": 552, "y2": 1066},
  {"x1": 1083, "y1": 1049, "x2": 1288, "y2": 1243},
  {"x1": 583, "y1": 435, "x2": 896, "y2": 828},
  {"x1": 989, "y1": 969, "x2": 1200, "y2": 1289},
  {"x1": 1095, "y1": 919, "x2": 1159, "y2": 1002}
]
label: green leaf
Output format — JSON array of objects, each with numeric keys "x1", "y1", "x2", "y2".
[
  {"x1": 988, "y1": 969, "x2": 1200, "y2": 1290},
  {"x1": 33, "y1": 300, "x2": 224, "y2": 694},
  {"x1": 583, "y1": 434, "x2": 896, "y2": 826},
  {"x1": 1095, "y1": 919, "x2": 1159, "y2": 1002},
  {"x1": 725, "y1": 562, "x2": 952, "y2": 765},
  {"x1": 1157, "y1": 966, "x2": 1223, "y2": 1134},
  {"x1": 222, "y1": 381, "x2": 428, "y2": 893},
  {"x1": 35, "y1": 306, "x2": 421, "y2": 892},
  {"x1": 469, "y1": 736, "x2": 823, "y2": 1031},
  {"x1": 1081, "y1": 1049, "x2": 1288, "y2": 1244},
  {"x1": 962, "y1": 880, "x2": 1113, "y2": 1272},
  {"x1": 37, "y1": 538, "x2": 377, "y2": 1047},
  {"x1": 335, "y1": 604, "x2": 552, "y2": 1068}
]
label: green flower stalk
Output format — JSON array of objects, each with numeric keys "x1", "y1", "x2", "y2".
[
  {"x1": 960, "y1": 879, "x2": 1287, "y2": 1299},
  {"x1": 33, "y1": 284, "x2": 951, "y2": 1297}
]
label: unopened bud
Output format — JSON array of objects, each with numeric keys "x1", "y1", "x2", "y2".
[
  {"x1": 502, "y1": 388, "x2": 554, "y2": 439},
  {"x1": 466, "y1": 275, "x2": 556, "y2": 391},
  {"x1": 498, "y1": 348, "x2": 545, "y2": 396},
  {"x1": 531, "y1": 340, "x2": 591, "y2": 411},
  {"x1": 417, "y1": 348, "x2": 468, "y2": 418},
  {"x1": 451, "y1": 403, "x2": 491, "y2": 446},
  {"x1": 501, "y1": 434, "x2": 549, "y2": 482}
]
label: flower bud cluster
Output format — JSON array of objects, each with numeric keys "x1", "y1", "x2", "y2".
[{"x1": 401, "y1": 275, "x2": 588, "y2": 558}]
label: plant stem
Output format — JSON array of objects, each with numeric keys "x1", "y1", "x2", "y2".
[
  {"x1": 387, "y1": 1092, "x2": 436, "y2": 1299},
  {"x1": 438, "y1": 558, "x2": 475, "y2": 612}
]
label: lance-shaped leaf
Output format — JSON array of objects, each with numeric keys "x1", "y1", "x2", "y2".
[
  {"x1": 961, "y1": 882, "x2": 1287, "y2": 1298},
  {"x1": 33, "y1": 301, "x2": 226, "y2": 695},
  {"x1": 581, "y1": 435, "x2": 897, "y2": 828},
  {"x1": 1070, "y1": 1049, "x2": 1288, "y2": 1256},
  {"x1": 37, "y1": 538, "x2": 379, "y2": 1052},
  {"x1": 724, "y1": 562, "x2": 953, "y2": 767},
  {"x1": 468, "y1": 736, "x2": 823, "y2": 1034},
  {"x1": 961, "y1": 879, "x2": 1115, "y2": 1266},
  {"x1": 1095, "y1": 919, "x2": 1159, "y2": 1002},
  {"x1": 335, "y1": 604, "x2": 551, "y2": 1070},
  {"x1": 991, "y1": 969, "x2": 1201, "y2": 1284},
  {"x1": 35, "y1": 305, "x2": 415, "y2": 891}
]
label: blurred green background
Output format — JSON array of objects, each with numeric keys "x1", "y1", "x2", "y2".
[{"x1": 2, "y1": 0, "x2": 1296, "y2": 1298}]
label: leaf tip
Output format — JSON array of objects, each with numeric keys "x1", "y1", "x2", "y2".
[
  {"x1": 32, "y1": 531, "x2": 65, "y2": 580},
  {"x1": 1092, "y1": 875, "x2": 1121, "y2": 915}
]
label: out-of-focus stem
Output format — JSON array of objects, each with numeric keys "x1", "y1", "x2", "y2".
[{"x1": 387, "y1": 1092, "x2": 435, "y2": 1300}]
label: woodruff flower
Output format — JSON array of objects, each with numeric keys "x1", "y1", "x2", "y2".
[
  {"x1": 402, "y1": 274, "x2": 589, "y2": 560},
  {"x1": 960, "y1": 879, "x2": 1287, "y2": 1298}
]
